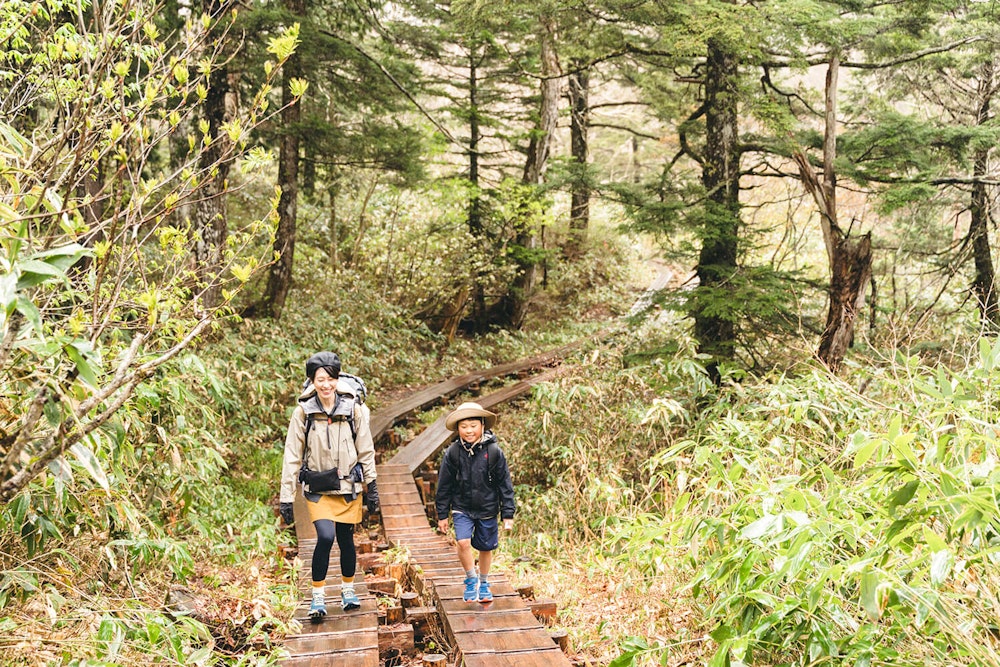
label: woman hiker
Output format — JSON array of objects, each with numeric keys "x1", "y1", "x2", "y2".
[{"x1": 278, "y1": 351, "x2": 379, "y2": 620}]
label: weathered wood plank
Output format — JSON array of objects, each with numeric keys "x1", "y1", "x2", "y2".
[
  {"x1": 459, "y1": 627, "x2": 561, "y2": 652},
  {"x1": 369, "y1": 342, "x2": 583, "y2": 440},
  {"x1": 389, "y1": 367, "x2": 565, "y2": 473},
  {"x1": 460, "y1": 649, "x2": 570, "y2": 667}
]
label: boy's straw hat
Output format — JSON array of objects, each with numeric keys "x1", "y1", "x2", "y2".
[{"x1": 445, "y1": 402, "x2": 497, "y2": 431}]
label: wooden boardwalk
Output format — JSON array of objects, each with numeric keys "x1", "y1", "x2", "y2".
[
  {"x1": 379, "y1": 464, "x2": 571, "y2": 667},
  {"x1": 388, "y1": 366, "x2": 563, "y2": 473},
  {"x1": 279, "y1": 488, "x2": 380, "y2": 666},
  {"x1": 280, "y1": 347, "x2": 577, "y2": 666},
  {"x1": 369, "y1": 341, "x2": 582, "y2": 441}
]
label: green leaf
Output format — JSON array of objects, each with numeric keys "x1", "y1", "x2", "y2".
[
  {"x1": 859, "y1": 570, "x2": 881, "y2": 620},
  {"x1": 609, "y1": 636, "x2": 650, "y2": 667},
  {"x1": 15, "y1": 259, "x2": 64, "y2": 288},
  {"x1": 922, "y1": 525, "x2": 948, "y2": 552},
  {"x1": 709, "y1": 641, "x2": 732, "y2": 667},
  {"x1": 929, "y1": 549, "x2": 952, "y2": 587},
  {"x1": 887, "y1": 480, "x2": 919, "y2": 514},
  {"x1": 0, "y1": 121, "x2": 30, "y2": 158},
  {"x1": 853, "y1": 436, "x2": 880, "y2": 468},
  {"x1": 0, "y1": 272, "x2": 16, "y2": 310},
  {"x1": 15, "y1": 296, "x2": 42, "y2": 334},
  {"x1": 70, "y1": 440, "x2": 109, "y2": 492},
  {"x1": 890, "y1": 432, "x2": 918, "y2": 469},
  {"x1": 187, "y1": 646, "x2": 213, "y2": 665},
  {"x1": 65, "y1": 342, "x2": 99, "y2": 388},
  {"x1": 738, "y1": 514, "x2": 780, "y2": 540}
]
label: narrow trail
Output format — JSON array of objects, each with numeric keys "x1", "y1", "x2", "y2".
[
  {"x1": 280, "y1": 354, "x2": 577, "y2": 666},
  {"x1": 279, "y1": 259, "x2": 674, "y2": 666}
]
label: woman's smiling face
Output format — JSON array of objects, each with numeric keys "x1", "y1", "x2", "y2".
[{"x1": 313, "y1": 367, "x2": 338, "y2": 402}]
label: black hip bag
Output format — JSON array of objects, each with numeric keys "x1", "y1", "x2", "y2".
[{"x1": 298, "y1": 409, "x2": 362, "y2": 494}]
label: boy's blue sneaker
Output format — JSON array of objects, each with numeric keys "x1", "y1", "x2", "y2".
[
  {"x1": 478, "y1": 579, "x2": 493, "y2": 603},
  {"x1": 308, "y1": 591, "x2": 326, "y2": 622},
  {"x1": 341, "y1": 587, "x2": 360, "y2": 611},
  {"x1": 463, "y1": 576, "x2": 479, "y2": 602}
]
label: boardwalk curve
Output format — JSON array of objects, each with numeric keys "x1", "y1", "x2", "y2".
[{"x1": 281, "y1": 347, "x2": 580, "y2": 666}]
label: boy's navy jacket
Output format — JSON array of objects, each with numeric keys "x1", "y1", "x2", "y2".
[{"x1": 435, "y1": 431, "x2": 516, "y2": 521}]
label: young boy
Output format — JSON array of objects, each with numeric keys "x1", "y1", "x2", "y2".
[{"x1": 435, "y1": 401, "x2": 516, "y2": 603}]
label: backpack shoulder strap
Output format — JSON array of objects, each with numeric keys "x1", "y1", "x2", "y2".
[
  {"x1": 300, "y1": 408, "x2": 314, "y2": 473},
  {"x1": 486, "y1": 440, "x2": 501, "y2": 486},
  {"x1": 444, "y1": 441, "x2": 460, "y2": 468}
]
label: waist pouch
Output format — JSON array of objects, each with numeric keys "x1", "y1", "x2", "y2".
[{"x1": 299, "y1": 466, "x2": 341, "y2": 493}]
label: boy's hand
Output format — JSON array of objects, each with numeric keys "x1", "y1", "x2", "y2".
[
  {"x1": 437, "y1": 519, "x2": 449, "y2": 534},
  {"x1": 503, "y1": 519, "x2": 513, "y2": 531}
]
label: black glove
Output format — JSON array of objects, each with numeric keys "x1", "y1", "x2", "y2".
[
  {"x1": 365, "y1": 480, "x2": 380, "y2": 515},
  {"x1": 279, "y1": 502, "x2": 294, "y2": 525}
]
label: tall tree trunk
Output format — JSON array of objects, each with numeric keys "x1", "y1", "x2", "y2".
[
  {"x1": 971, "y1": 60, "x2": 999, "y2": 331},
  {"x1": 694, "y1": 35, "x2": 741, "y2": 379},
  {"x1": 566, "y1": 60, "x2": 590, "y2": 258},
  {"x1": 191, "y1": 0, "x2": 235, "y2": 310},
  {"x1": 818, "y1": 232, "x2": 872, "y2": 365},
  {"x1": 328, "y1": 182, "x2": 339, "y2": 265},
  {"x1": 496, "y1": 16, "x2": 561, "y2": 330},
  {"x1": 793, "y1": 53, "x2": 872, "y2": 372},
  {"x1": 467, "y1": 46, "x2": 489, "y2": 333},
  {"x1": 248, "y1": 0, "x2": 304, "y2": 320}
]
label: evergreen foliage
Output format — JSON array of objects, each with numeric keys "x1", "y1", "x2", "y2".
[{"x1": 7, "y1": 0, "x2": 1000, "y2": 663}]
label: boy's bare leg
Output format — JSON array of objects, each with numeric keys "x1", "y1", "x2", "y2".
[
  {"x1": 456, "y1": 538, "x2": 476, "y2": 573},
  {"x1": 478, "y1": 548, "x2": 492, "y2": 577}
]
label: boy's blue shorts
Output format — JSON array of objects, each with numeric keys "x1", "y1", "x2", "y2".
[{"x1": 452, "y1": 512, "x2": 499, "y2": 552}]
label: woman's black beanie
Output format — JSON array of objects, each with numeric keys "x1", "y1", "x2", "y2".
[{"x1": 305, "y1": 351, "x2": 341, "y2": 381}]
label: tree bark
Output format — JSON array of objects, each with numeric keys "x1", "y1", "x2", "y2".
[
  {"x1": 248, "y1": 0, "x2": 304, "y2": 320},
  {"x1": 694, "y1": 35, "x2": 741, "y2": 379},
  {"x1": 818, "y1": 231, "x2": 872, "y2": 367},
  {"x1": 793, "y1": 53, "x2": 872, "y2": 372},
  {"x1": 970, "y1": 59, "x2": 999, "y2": 331},
  {"x1": 467, "y1": 45, "x2": 489, "y2": 333},
  {"x1": 191, "y1": 0, "x2": 235, "y2": 311},
  {"x1": 496, "y1": 16, "x2": 561, "y2": 330},
  {"x1": 566, "y1": 61, "x2": 590, "y2": 258}
]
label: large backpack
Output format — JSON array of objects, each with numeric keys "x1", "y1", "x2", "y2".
[{"x1": 301, "y1": 372, "x2": 368, "y2": 443}]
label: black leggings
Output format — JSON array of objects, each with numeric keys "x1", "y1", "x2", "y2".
[{"x1": 312, "y1": 520, "x2": 356, "y2": 584}]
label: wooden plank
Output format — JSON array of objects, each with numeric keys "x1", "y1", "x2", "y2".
[
  {"x1": 369, "y1": 342, "x2": 583, "y2": 440},
  {"x1": 280, "y1": 647, "x2": 379, "y2": 667},
  {"x1": 446, "y1": 609, "x2": 543, "y2": 633},
  {"x1": 289, "y1": 616, "x2": 376, "y2": 636},
  {"x1": 439, "y1": 597, "x2": 528, "y2": 614},
  {"x1": 460, "y1": 649, "x2": 570, "y2": 667},
  {"x1": 389, "y1": 367, "x2": 565, "y2": 473},
  {"x1": 459, "y1": 627, "x2": 560, "y2": 653},
  {"x1": 284, "y1": 630, "x2": 377, "y2": 654}
]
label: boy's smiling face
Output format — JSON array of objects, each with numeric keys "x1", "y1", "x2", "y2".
[{"x1": 457, "y1": 418, "x2": 483, "y2": 444}]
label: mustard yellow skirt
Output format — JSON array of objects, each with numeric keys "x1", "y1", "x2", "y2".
[{"x1": 305, "y1": 492, "x2": 363, "y2": 524}]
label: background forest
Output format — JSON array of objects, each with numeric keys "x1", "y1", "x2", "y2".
[{"x1": 5, "y1": 0, "x2": 1000, "y2": 665}]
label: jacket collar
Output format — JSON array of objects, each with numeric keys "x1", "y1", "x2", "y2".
[{"x1": 457, "y1": 430, "x2": 497, "y2": 455}]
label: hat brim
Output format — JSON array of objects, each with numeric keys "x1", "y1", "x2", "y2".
[{"x1": 445, "y1": 407, "x2": 497, "y2": 431}]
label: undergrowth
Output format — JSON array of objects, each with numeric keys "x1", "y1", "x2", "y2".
[
  {"x1": 0, "y1": 228, "x2": 639, "y2": 665},
  {"x1": 499, "y1": 307, "x2": 1000, "y2": 667}
]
